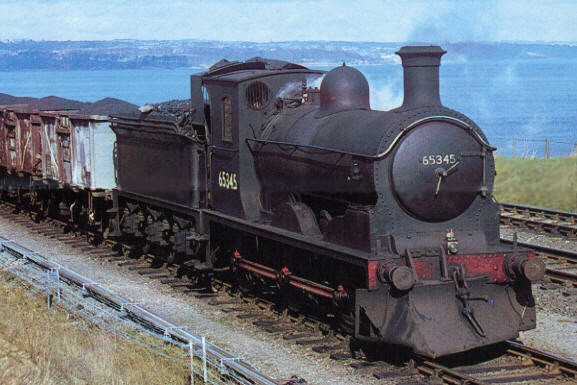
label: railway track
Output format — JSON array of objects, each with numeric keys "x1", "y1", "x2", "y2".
[
  {"x1": 411, "y1": 341, "x2": 577, "y2": 384},
  {"x1": 0, "y1": 235, "x2": 281, "y2": 385},
  {"x1": 2, "y1": 203, "x2": 577, "y2": 384},
  {"x1": 500, "y1": 202, "x2": 577, "y2": 239}
]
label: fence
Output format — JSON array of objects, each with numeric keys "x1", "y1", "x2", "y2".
[
  {"x1": 492, "y1": 137, "x2": 577, "y2": 159},
  {"x1": 0, "y1": 236, "x2": 284, "y2": 385}
]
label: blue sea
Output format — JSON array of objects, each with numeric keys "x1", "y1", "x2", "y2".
[{"x1": 1, "y1": 58, "x2": 576, "y2": 157}]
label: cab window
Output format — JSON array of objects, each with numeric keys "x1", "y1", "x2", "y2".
[{"x1": 222, "y1": 97, "x2": 232, "y2": 142}]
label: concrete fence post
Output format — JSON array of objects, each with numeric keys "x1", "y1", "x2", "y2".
[
  {"x1": 54, "y1": 269, "x2": 61, "y2": 303},
  {"x1": 202, "y1": 337, "x2": 207, "y2": 384},
  {"x1": 512, "y1": 137, "x2": 516, "y2": 158},
  {"x1": 189, "y1": 341, "x2": 194, "y2": 385},
  {"x1": 545, "y1": 138, "x2": 550, "y2": 159},
  {"x1": 44, "y1": 269, "x2": 60, "y2": 308},
  {"x1": 45, "y1": 270, "x2": 51, "y2": 309}
]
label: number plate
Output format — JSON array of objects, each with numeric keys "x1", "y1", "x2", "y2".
[
  {"x1": 421, "y1": 154, "x2": 456, "y2": 166},
  {"x1": 218, "y1": 171, "x2": 238, "y2": 190}
]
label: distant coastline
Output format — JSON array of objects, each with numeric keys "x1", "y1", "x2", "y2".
[
  {"x1": 1, "y1": 42, "x2": 576, "y2": 152},
  {"x1": 1, "y1": 40, "x2": 577, "y2": 71}
]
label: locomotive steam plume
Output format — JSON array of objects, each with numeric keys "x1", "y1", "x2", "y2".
[{"x1": 276, "y1": 74, "x2": 323, "y2": 99}]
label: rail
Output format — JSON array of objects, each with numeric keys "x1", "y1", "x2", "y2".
[
  {"x1": 500, "y1": 237, "x2": 577, "y2": 286},
  {"x1": 413, "y1": 341, "x2": 577, "y2": 384},
  {"x1": 500, "y1": 202, "x2": 577, "y2": 239},
  {"x1": 500, "y1": 237, "x2": 577, "y2": 263},
  {"x1": 1, "y1": 207, "x2": 576, "y2": 384},
  {"x1": 0, "y1": 236, "x2": 281, "y2": 385},
  {"x1": 367, "y1": 339, "x2": 577, "y2": 384},
  {"x1": 506, "y1": 340, "x2": 577, "y2": 377}
]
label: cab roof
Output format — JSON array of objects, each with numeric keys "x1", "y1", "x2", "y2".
[{"x1": 201, "y1": 57, "x2": 324, "y2": 83}]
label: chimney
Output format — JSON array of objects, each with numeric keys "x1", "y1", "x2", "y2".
[{"x1": 396, "y1": 46, "x2": 446, "y2": 109}]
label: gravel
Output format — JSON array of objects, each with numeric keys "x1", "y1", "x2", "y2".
[
  {"x1": 501, "y1": 225, "x2": 577, "y2": 361},
  {"x1": 1, "y1": 217, "x2": 576, "y2": 385},
  {"x1": 0, "y1": 216, "x2": 390, "y2": 385},
  {"x1": 501, "y1": 225, "x2": 577, "y2": 253}
]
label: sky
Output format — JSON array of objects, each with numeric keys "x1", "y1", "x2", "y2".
[{"x1": 0, "y1": 0, "x2": 576, "y2": 43}]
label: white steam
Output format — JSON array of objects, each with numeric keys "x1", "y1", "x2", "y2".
[
  {"x1": 276, "y1": 74, "x2": 324, "y2": 99},
  {"x1": 370, "y1": 83, "x2": 403, "y2": 111}
]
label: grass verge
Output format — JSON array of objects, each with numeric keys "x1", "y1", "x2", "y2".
[
  {"x1": 0, "y1": 271, "x2": 189, "y2": 385},
  {"x1": 494, "y1": 156, "x2": 577, "y2": 212}
]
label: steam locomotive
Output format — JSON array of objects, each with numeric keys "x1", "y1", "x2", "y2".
[{"x1": 0, "y1": 46, "x2": 545, "y2": 358}]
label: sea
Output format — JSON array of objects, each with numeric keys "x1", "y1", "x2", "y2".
[{"x1": 0, "y1": 58, "x2": 576, "y2": 157}]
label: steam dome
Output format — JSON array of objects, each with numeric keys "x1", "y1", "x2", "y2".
[{"x1": 316, "y1": 65, "x2": 370, "y2": 117}]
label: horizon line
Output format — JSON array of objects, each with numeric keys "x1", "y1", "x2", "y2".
[{"x1": 2, "y1": 38, "x2": 577, "y2": 45}]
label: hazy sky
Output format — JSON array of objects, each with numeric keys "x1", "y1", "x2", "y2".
[{"x1": 1, "y1": 0, "x2": 576, "y2": 42}]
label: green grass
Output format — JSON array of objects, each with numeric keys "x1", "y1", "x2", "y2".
[
  {"x1": 0, "y1": 272, "x2": 189, "y2": 385},
  {"x1": 494, "y1": 156, "x2": 577, "y2": 212}
]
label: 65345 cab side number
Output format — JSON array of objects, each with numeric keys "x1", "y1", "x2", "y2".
[{"x1": 218, "y1": 171, "x2": 238, "y2": 190}]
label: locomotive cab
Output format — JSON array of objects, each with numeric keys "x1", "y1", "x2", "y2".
[{"x1": 199, "y1": 58, "x2": 324, "y2": 219}]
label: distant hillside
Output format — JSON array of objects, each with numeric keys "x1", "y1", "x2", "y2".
[
  {"x1": 1, "y1": 40, "x2": 576, "y2": 70},
  {"x1": 0, "y1": 93, "x2": 138, "y2": 115},
  {"x1": 0, "y1": 93, "x2": 38, "y2": 105}
]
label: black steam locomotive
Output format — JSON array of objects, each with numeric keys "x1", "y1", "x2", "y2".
[{"x1": 0, "y1": 46, "x2": 545, "y2": 358}]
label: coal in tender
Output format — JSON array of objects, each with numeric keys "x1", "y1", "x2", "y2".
[{"x1": 154, "y1": 99, "x2": 191, "y2": 114}]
